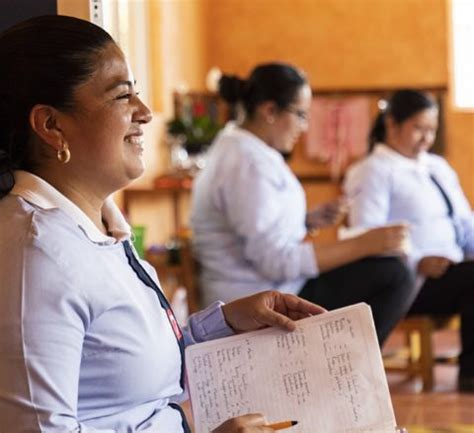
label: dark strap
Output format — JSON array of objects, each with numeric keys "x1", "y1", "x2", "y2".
[
  {"x1": 430, "y1": 174, "x2": 453, "y2": 217},
  {"x1": 122, "y1": 241, "x2": 186, "y2": 390},
  {"x1": 169, "y1": 402, "x2": 192, "y2": 433},
  {"x1": 429, "y1": 174, "x2": 465, "y2": 246}
]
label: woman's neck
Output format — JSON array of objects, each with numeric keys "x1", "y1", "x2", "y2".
[
  {"x1": 384, "y1": 142, "x2": 420, "y2": 160},
  {"x1": 240, "y1": 119, "x2": 272, "y2": 147},
  {"x1": 33, "y1": 169, "x2": 109, "y2": 235}
]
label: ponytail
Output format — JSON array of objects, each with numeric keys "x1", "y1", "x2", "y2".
[
  {"x1": 218, "y1": 63, "x2": 307, "y2": 118},
  {"x1": 368, "y1": 90, "x2": 437, "y2": 153},
  {"x1": 0, "y1": 15, "x2": 114, "y2": 199},
  {"x1": 368, "y1": 112, "x2": 387, "y2": 152}
]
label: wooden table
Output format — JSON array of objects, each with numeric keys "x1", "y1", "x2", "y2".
[{"x1": 123, "y1": 173, "x2": 193, "y2": 234}]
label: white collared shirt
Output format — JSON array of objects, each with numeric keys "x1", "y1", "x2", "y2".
[
  {"x1": 343, "y1": 144, "x2": 474, "y2": 272},
  {"x1": 11, "y1": 170, "x2": 131, "y2": 244},
  {"x1": 0, "y1": 171, "x2": 232, "y2": 432},
  {"x1": 191, "y1": 123, "x2": 318, "y2": 306}
]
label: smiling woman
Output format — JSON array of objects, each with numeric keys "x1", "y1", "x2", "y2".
[
  {"x1": 49, "y1": 42, "x2": 152, "y2": 200},
  {"x1": 344, "y1": 90, "x2": 474, "y2": 392},
  {"x1": 0, "y1": 16, "x2": 327, "y2": 433}
]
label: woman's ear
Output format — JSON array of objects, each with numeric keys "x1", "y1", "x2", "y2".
[
  {"x1": 385, "y1": 114, "x2": 398, "y2": 141},
  {"x1": 29, "y1": 105, "x2": 65, "y2": 151},
  {"x1": 258, "y1": 101, "x2": 278, "y2": 125}
]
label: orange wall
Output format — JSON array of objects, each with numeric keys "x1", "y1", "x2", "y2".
[
  {"x1": 149, "y1": 0, "x2": 208, "y2": 115},
  {"x1": 445, "y1": 112, "x2": 474, "y2": 201},
  {"x1": 203, "y1": 0, "x2": 447, "y2": 90},
  {"x1": 57, "y1": 0, "x2": 89, "y2": 20}
]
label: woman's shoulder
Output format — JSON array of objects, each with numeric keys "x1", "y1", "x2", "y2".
[
  {"x1": 0, "y1": 194, "x2": 34, "y2": 228},
  {"x1": 425, "y1": 152, "x2": 459, "y2": 182},
  {"x1": 425, "y1": 152, "x2": 453, "y2": 171},
  {"x1": 0, "y1": 196, "x2": 84, "y2": 286},
  {"x1": 1, "y1": 196, "x2": 127, "y2": 305},
  {"x1": 216, "y1": 125, "x2": 267, "y2": 158},
  {"x1": 346, "y1": 151, "x2": 392, "y2": 182},
  {"x1": 0, "y1": 195, "x2": 111, "y2": 254},
  {"x1": 213, "y1": 125, "x2": 285, "y2": 178}
]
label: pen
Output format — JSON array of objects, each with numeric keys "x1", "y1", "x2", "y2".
[{"x1": 267, "y1": 420, "x2": 298, "y2": 430}]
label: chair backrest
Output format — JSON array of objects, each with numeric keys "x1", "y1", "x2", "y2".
[{"x1": 178, "y1": 236, "x2": 201, "y2": 314}]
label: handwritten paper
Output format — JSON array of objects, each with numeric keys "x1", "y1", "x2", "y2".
[{"x1": 186, "y1": 303, "x2": 396, "y2": 433}]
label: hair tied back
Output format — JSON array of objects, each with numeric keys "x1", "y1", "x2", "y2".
[
  {"x1": 0, "y1": 153, "x2": 14, "y2": 198},
  {"x1": 218, "y1": 74, "x2": 245, "y2": 105}
]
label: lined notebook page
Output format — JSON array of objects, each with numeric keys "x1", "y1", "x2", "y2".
[{"x1": 185, "y1": 303, "x2": 396, "y2": 433}]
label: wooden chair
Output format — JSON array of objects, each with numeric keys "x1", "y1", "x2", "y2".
[
  {"x1": 384, "y1": 315, "x2": 459, "y2": 391},
  {"x1": 145, "y1": 235, "x2": 200, "y2": 314},
  {"x1": 177, "y1": 235, "x2": 201, "y2": 314}
]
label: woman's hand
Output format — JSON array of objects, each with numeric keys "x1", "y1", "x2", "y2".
[
  {"x1": 212, "y1": 413, "x2": 274, "y2": 433},
  {"x1": 306, "y1": 198, "x2": 349, "y2": 230},
  {"x1": 221, "y1": 291, "x2": 326, "y2": 333},
  {"x1": 357, "y1": 224, "x2": 409, "y2": 256},
  {"x1": 417, "y1": 256, "x2": 452, "y2": 278}
]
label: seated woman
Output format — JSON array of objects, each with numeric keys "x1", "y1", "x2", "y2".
[
  {"x1": 343, "y1": 89, "x2": 474, "y2": 392},
  {"x1": 190, "y1": 63, "x2": 416, "y2": 345},
  {"x1": 0, "y1": 15, "x2": 326, "y2": 432}
]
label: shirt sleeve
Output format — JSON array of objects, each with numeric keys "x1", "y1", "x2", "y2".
[
  {"x1": 183, "y1": 301, "x2": 235, "y2": 345},
  {"x1": 212, "y1": 158, "x2": 317, "y2": 282},
  {"x1": 0, "y1": 239, "x2": 117, "y2": 432},
  {"x1": 140, "y1": 261, "x2": 234, "y2": 346},
  {"x1": 343, "y1": 159, "x2": 423, "y2": 272},
  {"x1": 436, "y1": 157, "x2": 474, "y2": 257},
  {"x1": 344, "y1": 160, "x2": 391, "y2": 228}
]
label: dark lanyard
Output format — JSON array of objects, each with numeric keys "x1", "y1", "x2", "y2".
[
  {"x1": 429, "y1": 174, "x2": 464, "y2": 246},
  {"x1": 430, "y1": 174, "x2": 453, "y2": 217},
  {"x1": 122, "y1": 241, "x2": 191, "y2": 433}
]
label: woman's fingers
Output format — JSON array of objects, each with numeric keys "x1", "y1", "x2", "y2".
[
  {"x1": 222, "y1": 291, "x2": 326, "y2": 333},
  {"x1": 278, "y1": 293, "x2": 327, "y2": 315},
  {"x1": 212, "y1": 413, "x2": 274, "y2": 433}
]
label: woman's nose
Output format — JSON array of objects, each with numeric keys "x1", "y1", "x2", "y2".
[
  {"x1": 134, "y1": 96, "x2": 153, "y2": 124},
  {"x1": 300, "y1": 118, "x2": 309, "y2": 133}
]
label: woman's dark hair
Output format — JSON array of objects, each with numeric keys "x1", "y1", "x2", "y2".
[
  {"x1": 218, "y1": 62, "x2": 308, "y2": 118},
  {"x1": 369, "y1": 89, "x2": 438, "y2": 150},
  {"x1": 0, "y1": 15, "x2": 115, "y2": 197}
]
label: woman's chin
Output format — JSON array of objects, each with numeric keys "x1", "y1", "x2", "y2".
[{"x1": 125, "y1": 163, "x2": 146, "y2": 182}]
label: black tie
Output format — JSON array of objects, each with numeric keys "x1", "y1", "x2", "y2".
[
  {"x1": 429, "y1": 174, "x2": 464, "y2": 246},
  {"x1": 122, "y1": 241, "x2": 191, "y2": 433},
  {"x1": 430, "y1": 174, "x2": 453, "y2": 217}
]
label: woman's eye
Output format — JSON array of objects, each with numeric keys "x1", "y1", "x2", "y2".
[{"x1": 116, "y1": 91, "x2": 140, "y2": 101}]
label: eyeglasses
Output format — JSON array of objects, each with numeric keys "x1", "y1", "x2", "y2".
[{"x1": 285, "y1": 106, "x2": 309, "y2": 123}]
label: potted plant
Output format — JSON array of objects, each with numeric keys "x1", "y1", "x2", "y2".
[{"x1": 167, "y1": 100, "x2": 222, "y2": 155}]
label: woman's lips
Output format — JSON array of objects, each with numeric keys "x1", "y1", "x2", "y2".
[{"x1": 124, "y1": 135, "x2": 144, "y2": 147}]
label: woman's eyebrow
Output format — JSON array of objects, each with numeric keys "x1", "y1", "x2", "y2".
[{"x1": 105, "y1": 79, "x2": 137, "y2": 92}]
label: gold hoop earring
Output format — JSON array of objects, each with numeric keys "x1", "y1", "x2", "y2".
[
  {"x1": 267, "y1": 116, "x2": 275, "y2": 124},
  {"x1": 57, "y1": 143, "x2": 71, "y2": 164}
]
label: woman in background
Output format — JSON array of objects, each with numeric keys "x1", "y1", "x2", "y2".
[
  {"x1": 0, "y1": 15, "x2": 326, "y2": 432},
  {"x1": 191, "y1": 63, "x2": 416, "y2": 345},
  {"x1": 344, "y1": 89, "x2": 474, "y2": 392}
]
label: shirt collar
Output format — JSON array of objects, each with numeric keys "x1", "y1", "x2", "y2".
[
  {"x1": 225, "y1": 122, "x2": 286, "y2": 164},
  {"x1": 11, "y1": 170, "x2": 131, "y2": 244},
  {"x1": 374, "y1": 143, "x2": 430, "y2": 172}
]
